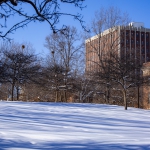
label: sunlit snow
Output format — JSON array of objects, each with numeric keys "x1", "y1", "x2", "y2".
[{"x1": 0, "y1": 101, "x2": 150, "y2": 150}]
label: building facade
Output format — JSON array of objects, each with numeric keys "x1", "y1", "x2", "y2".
[
  {"x1": 86, "y1": 22, "x2": 150, "y2": 72},
  {"x1": 85, "y1": 22, "x2": 150, "y2": 109}
]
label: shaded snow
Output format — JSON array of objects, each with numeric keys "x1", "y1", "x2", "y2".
[{"x1": 0, "y1": 101, "x2": 150, "y2": 150}]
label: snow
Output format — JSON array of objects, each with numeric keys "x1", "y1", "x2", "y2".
[{"x1": 0, "y1": 101, "x2": 150, "y2": 150}]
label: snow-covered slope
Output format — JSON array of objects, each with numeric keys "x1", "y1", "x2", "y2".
[{"x1": 0, "y1": 101, "x2": 150, "y2": 150}]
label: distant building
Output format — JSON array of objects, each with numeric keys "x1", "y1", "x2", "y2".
[
  {"x1": 85, "y1": 22, "x2": 150, "y2": 109},
  {"x1": 86, "y1": 22, "x2": 150, "y2": 72}
]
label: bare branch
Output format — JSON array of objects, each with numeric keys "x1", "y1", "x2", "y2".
[{"x1": 0, "y1": 0, "x2": 86, "y2": 39}]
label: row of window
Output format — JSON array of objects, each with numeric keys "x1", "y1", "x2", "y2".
[
  {"x1": 126, "y1": 40, "x2": 149, "y2": 45},
  {"x1": 125, "y1": 32, "x2": 149, "y2": 37},
  {"x1": 126, "y1": 48, "x2": 149, "y2": 51},
  {"x1": 141, "y1": 49, "x2": 150, "y2": 54},
  {"x1": 136, "y1": 33, "x2": 149, "y2": 37}
]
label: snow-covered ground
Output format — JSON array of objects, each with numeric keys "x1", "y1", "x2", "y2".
[{"x1": 0, "y1": 101, "x2": 150, "y2": 150}]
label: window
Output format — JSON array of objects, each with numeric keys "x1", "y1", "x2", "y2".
[
  {"x1": 147, "y1": 57, "x2": 150, "y2": 61},
  {"x1": 142, "y1": 55, "x2": 145, "y2": 61},
  {"x1": 146, "y1": 34, "x2": 149, "y2": 37},
  {"x1": 142, "y1": 49, "x2": 145, "y2": 54},
  {"x1": 121, "y1": 39, "x2": 124, "y2": 43},
  {"x1": 146, "y1": 49, "x2": 149, "y2": 53}
]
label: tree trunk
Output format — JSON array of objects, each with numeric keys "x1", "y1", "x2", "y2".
[
  {"x1": 137, "y1": 86, "x2": 140, "y2": 108},
  {"x1": 106, "y1": 86, "x2": 110, "y2": 104},
  {"x1": 60, "y1": 91, "x2": 63, "y2": 102},
  {"x1": 11, "y1": 83, "x2": 14, "y2": 101},
  {"x1": 123, "y1": 89, "x2": 127, "y2": 110},
  {"x1": 16, "y1": 86, "x2": 19, "y2": 101},
  {"x1": 55, "y1": 90, "x2": 58, "y2": 102},
  {"x1": 64, "y1": 90, "x2": 67, "y2": 102}
]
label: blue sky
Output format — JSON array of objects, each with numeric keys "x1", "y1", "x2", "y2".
[{"x1": 6, "y1": 0, "x2": 150, "y2": 56}]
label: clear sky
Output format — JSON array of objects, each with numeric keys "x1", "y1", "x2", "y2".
[{"x1": 5, "y1": 0, "x2": 150, "y2": 56}]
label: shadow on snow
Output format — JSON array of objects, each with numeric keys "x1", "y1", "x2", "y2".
[{"x1": 0, "y1": 139, "x2": 150, "y2": 150}]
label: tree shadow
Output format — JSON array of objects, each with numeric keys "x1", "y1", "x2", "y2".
[{"x1": 0, "y1": 139, "x2": 150, "y2": 150}]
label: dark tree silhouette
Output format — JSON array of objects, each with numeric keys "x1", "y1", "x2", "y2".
[
  {"x1": 45, "y1": 26, "x2": 84, "y2": 102},
  {"x1": 2, "y1": 50, "x2": 40, "y2": 101}
]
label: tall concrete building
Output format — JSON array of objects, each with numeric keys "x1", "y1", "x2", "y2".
[{"x1": 86, "y1": 22, "x2": 150, "y2": 72}]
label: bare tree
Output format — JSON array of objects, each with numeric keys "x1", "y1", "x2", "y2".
[
  {"x1": 97, "y1": 50, "x2": 142, "y2": 110},
  {"x1": 91, "y1": 6, "x2": 130, "y2": 34},
  {"x1": 0, "y1": 0, "x2": 86, "y2": 39},
  {"x1": 1, "y1": 43, "x2": 40, "y2": 101},
  {"x1": 45, "y1": 26, "x2": 84, "y2": 102},
  {"x1": 85, "y1": 6, "x2": 131, "y2": 107},
  {"x1": 86, "y1": 6, "x2": 130, "y2": 69},
  {"x1": 76, "y1": 76, "x2": 93, "y2": 103},
  {"x1": 40, "y1": 62, "x2": 65, "y2": 102}
]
